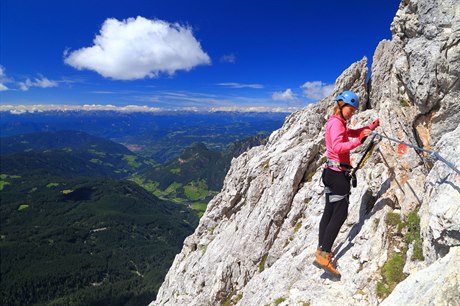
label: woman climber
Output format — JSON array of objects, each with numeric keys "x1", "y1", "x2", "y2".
[{"x1": 313, "y1": 90, "x2": 379, "y2": 278}]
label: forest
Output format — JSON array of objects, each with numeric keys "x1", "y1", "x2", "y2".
[
  {"x1": 0, "y1": 114, "x2": 283, "y2": 305},
  {"x1": 1, "y1": 175, "x2": 197, "y2": 305}
]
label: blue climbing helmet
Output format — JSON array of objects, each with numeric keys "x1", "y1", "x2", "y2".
[{"x1": 335, "y1": 91, "x2": 359, "y2": 109}]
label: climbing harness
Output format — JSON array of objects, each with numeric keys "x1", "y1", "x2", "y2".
[
  {"x1": 324, "y1": 186, "x2": 350, "y2": 203},
  {"x1": 323, "y1": 160, "x2": 352, "y2": 201},
  {"x1": 322, "y1": 134, "x2": 380, "y2": 194},
  {"x1": 372, "y1": 131, "x2": 460, "y2": 175},
  {"x1": 326, "y1": 159, "x2": 353, "y2": 170}
]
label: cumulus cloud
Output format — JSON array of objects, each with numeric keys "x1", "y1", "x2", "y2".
[
  {"x1": 0, "y1": 66, "x2": 10, "y2": 91},
  {"x1": 301, "y1": 81, "x2": 334, "y2": 101},
  {"x1": 220, "y1": 54, "x2": 236, "y2": 63},
  {"x1": 272, "y1": 88, "x2": 296, "y2": 101},
  {"x1": 18, "y1": 76, "x2": 58, "y2": 91},
  {"x1": 64, "y1": 16, "x2": 211, "y2": 80},
  {"x1": 217, "y1": 82, "x2": 264, "y2": 89}
]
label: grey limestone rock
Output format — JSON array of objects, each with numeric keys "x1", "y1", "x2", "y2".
[{"x1": 151, "y1": 0, "x2": 460, "y2": 305}]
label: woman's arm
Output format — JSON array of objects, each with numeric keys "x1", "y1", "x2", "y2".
[
  {"x1": 347, "y1": 119, "x2": 379, "y2": 138},
  {"x1": 347, "y1": 126, "x2": 369, "y2": 138},
  {"x1": 330, "y1": 122, "x2": 362, "y2": 154}
]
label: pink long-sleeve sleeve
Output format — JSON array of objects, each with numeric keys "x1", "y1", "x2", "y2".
[
  {"x1": 325, "y1": 115, "x2": 361, "y2": 165},
  {"x1": 328, "y1": 120, "x2": 361, "y2": 154},
  {"x1": 347, "y1": 126, "x2": 366, "y2": 138}
]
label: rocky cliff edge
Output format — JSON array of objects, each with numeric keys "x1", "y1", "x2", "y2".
[{"x1": 152, "y1": 0, "x2": 460, "y2": 305}]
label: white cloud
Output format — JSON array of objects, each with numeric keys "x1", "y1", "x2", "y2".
[
  {"x1": 220, "y1": 54, "x2": 236, "y2": 63},
  {"x1": 64, "y1": 16, "x2": 211, "y2": 80},
  {"x1": 217, "y1": 82, "x2": 264, "y2": 89},
  {"x1": 272, "y1": 88, "x2": 296, "y2": 101},
  {"x1": 301, "y1": 81, "x2": 334, "y2": 101},
  {"x1": 91, "y1": 91, "x2": 116, "y2": 94},
  {"x1": 0, "y1": 67, "x2": 58, "y2": 91},
  {"x1": 18, "y1": 76, "x2": 58, "y2": 91},
  {"x1": 0, "y1": 65, "x2": 10, "y2": 91}
]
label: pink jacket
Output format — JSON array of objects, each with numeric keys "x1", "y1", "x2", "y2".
[{"x1": 325, "y1": 115, "x2": 372, "y2": 170}]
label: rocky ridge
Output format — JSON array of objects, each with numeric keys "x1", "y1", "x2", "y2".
[{"x1": 151, "y1": 0, "x2": 460, "y2": 305}]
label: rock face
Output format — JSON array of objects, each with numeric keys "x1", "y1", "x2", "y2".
[
  {"x1": 151, "y1": 0, "x2": 460, "y2": 305},
  {"x1": 380, "y1": 247, "x2": 460, "y2": 306}
]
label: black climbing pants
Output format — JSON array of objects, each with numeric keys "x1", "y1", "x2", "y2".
[{"x1": 318, "y1": 168, "x2": 350, "y2": 253}]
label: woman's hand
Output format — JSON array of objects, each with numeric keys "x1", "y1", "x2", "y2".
[
  {"x1": 359, "y1": 129, "x2": 372, "y2": 143},
  {"x1": 369, "y1": 118, "x2": 380, "y2": 130}
]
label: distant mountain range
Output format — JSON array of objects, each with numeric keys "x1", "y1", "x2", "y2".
[
  {"x1": 0, "y1": 104, "x2": 297, "y2": 114},
  {"x1": 1, "y1": 130, "x2": 153, "y2": 178},
  {"x1": 0, "y1": 110, "x2": 287, "y2": 162}
]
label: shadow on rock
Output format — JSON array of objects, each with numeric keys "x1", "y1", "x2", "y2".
[{"x1": 333, "y1": 183, "x2": 393, "y2": 262}]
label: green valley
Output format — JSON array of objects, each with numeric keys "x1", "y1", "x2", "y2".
[
  {"x1": 0, "y1": 127, "x2": 270, "y2": 305},
  {"x1": 0, "y1": 176, "x2": 197, "y2": 305}
]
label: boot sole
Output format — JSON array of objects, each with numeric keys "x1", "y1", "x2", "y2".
[{"x1": 312, "y1": 260, "x2": 341, "y2": 279}]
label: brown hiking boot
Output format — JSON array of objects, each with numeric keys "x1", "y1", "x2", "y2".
[{"x1": 313, "y1": 251, "x2": 341, "y2": 278}]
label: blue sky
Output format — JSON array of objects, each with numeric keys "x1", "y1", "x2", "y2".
[{"x1": 0, "y1": 0, "x2": 400, "y2": 111}]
